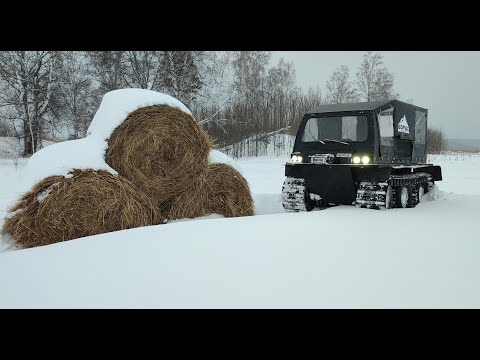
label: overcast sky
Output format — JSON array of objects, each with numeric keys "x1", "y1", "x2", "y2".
[{"x1": 271, "y1": 51, "x2": 480, "y2": 139}]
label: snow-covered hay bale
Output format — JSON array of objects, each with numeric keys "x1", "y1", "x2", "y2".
[
  {"x1": 106, "y1": 105, "x2": 212, "y2": 211},
  {"x1": 2, "y1": 169, "x2": 163, "y2": 249},
  {"x1": 205, "y1": 164, "x2": 254, "y2": 217},
  {"x1": 168, "y1": 163, "x2": 254, "y2": 220},
  {"x1": 166, "y1": 176, "x2": 209, "y2": 220}
]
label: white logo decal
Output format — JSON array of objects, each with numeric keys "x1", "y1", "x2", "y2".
[
  {"x1": 398, "y1": 115, "x2": 410, "y2": 134},
  {"x1": 336, "y1": 153, "x2": 352, "y2": 158}
]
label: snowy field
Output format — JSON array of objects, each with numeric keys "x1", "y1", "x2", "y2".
[{"x1": 1, "y1": 151, "x2": 480, "y2": 308}]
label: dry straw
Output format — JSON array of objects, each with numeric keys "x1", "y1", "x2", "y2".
[
  {"x1": 106, "y1": 105, "x2": 212, "y2": 213},
  {"x1": 2, "y1": 103, "x2": 254, "y2": 249},
  {"x1": 2, "y1": 169, "x2": 163, "y2": 248},
  {"x1": 168, "y1": 163, "x2": 254, "y2": 220}
]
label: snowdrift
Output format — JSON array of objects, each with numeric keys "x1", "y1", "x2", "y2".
[
  {"x1": 2, "y1": 89, "x2": 253, "y2": 248},
  {"x1": 2, "y1": 191, "x2": 480, "y2": 308},
  {"x1": 2, "y1": 154, "x2": 480, "y2": 307}
]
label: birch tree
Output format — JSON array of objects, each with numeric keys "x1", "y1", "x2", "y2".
[
  {"x1": 326, "y1": 65, "x2": 357, "y2": 103},
  {"x1": 121, "y1": 51, "x2": 163, "y2": 90},
  {"x1": 0, "y1": 51, "x2": 61, "y2": 155},
  {"x1": 86, "y1": 51, "x2": 126, "y2": 93},
  {"x1": 356, "y1": 51, "x2": 398, "y2": 101},
  {"x1": 57, "y1": 52, "x2": 96, "y2": 139},
  {"x1": 158, "y1": 51, "x2": 203, "y2": 106},
  {"x1": 231, "y1": 51, "x2": 271, "y2": 101}
]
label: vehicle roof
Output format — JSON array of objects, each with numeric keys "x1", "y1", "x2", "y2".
[{"x1": 306, "y1": 100, "x2": 427, "y2": 115}]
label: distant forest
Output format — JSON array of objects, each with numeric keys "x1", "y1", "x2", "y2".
[
  {"x1": 0, "y1": 51, "x2": 447, "y2": 157},
  {"x1": 447, "y1": 139, "x2": 480, "y2": 152}
]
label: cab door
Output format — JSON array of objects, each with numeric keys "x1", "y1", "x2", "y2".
[
  {"x1": 412, "y1": 110, "x2": 427, "y2": 163},
  {"x1": 377, "y1": 107, "x2": 394, "y2": 162},
  {"x1": 394, "y1": 109, "x2": 414, "y2": 163}
]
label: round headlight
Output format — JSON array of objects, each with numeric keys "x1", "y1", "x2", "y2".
[
  {"x1": 291, "y1": 155, "x2": 298, "y2": 162},
  {"x1": 297, "y1": 156, "x2": 303, "y2": 163},
  {"x1": 352, "y1": 156, "x2": 361, "y2": 164},
  {"x1": 362, "y1": 156, "x2": 370, "y2": 164}
]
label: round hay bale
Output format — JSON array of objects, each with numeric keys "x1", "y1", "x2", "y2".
[
  {"x1": 205, "y1": 164, "x2": 254, "y2": 217},
  {"x1": 168, "y1": 163, "x2": 254, "y2": 220},
  {"x1": 105, "y1": 105, "x2": 212, "y2": 212},
  {"x1": 2, "y1": 174, "x2": 65, "y2": 248},
  {"x1": 2, "y1": 169, "x2": 163, "y2": 249},
  {"x1": 167, "y1": 176, "x2": 209, "y2": 220}
]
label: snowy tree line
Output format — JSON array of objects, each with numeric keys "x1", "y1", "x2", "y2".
[
  {"x1": 0, "y1": 51, "x2": 209, "y2": 155},
  {"x1": 0, "y1": 51, "x2": 446, "y2": 157}
]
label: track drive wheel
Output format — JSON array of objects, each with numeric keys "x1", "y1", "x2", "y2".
[
  {"x1": 395, "y1": 184, "x2": 413, "y2": 208},
  {"x1": 281, "y1": 177, "x2": 316, "y2": 212},
  {"x1": 304, "y1": 188, "x2": 316, "y2": 212},
  {"x1": 417, "y1": 183, "x2": 427, "y2": 204},
  {"x1": 385, "y1": 185, "x2": 394, "y2": 209}
]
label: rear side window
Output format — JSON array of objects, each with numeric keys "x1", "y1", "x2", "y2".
[
  {"x1": 378, "y1": 107, "x2": 394, "y2": 146},
  {"x1": 415, "y1": 110, "x2": 426, "y2": 144}
]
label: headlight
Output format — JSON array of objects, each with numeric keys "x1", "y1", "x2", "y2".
[
  {"x1": 362, "y1": 156, "x2": 370, "y2": 164},
  {"x1": 291, "y1": 155, "x2": 303, "y2": 163},
  {"x1": 352, "y1": 155, "x2": 371, "y2": 165}
]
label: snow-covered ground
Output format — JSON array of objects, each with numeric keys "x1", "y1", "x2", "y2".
[
  {"x1": 428, "y1": 152, "x2": 480, "y2": 195},
  {"x1": 1, "y1": 152, "x2": 480, "y2": 308}
]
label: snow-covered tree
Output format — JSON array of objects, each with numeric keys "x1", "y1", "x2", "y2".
[
  {"x1": 85, "y1": 51, "x2": 126, "y2": 93},
  {"x1": 356, "y1": 52, "x2": 398, "y2": 101},
  {"x1": 0, "y1": 118, "x2": 13, "y2": 136},
  {"x1": 266, "y1": 58, "x2": 296, "y2": 96},
  {"x1": 158, "y1": 51, "x2": 203, "y2": 106},
  {"x1": 121, "y1": 51, "x2": 163, "y2": 90},
  {"x1": 326, "y1": 65, "x2": 357, "y2": 104},
  {"x1": 231, "y1": 51, "x2": 271, "y2": 101},
  {"x1": 56, "y1": 52, "x2": 96, "y2": 139},
  {"x1": 0, "y1": 51, "x2": 62, "y2": 155}
]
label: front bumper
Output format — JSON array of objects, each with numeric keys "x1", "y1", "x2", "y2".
[{"x1": 284, "y1": 163, "x2": 393, "y2": 205}]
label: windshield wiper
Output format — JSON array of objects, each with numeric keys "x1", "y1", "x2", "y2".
[{"x1": 323, "y1": 139, "x2": 349, "y2": 145}]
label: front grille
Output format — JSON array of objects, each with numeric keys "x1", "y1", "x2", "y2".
[{"x1": 310, "y1": 154, "x2": 334, "y2": 164}]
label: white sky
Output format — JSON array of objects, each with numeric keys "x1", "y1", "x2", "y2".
[{"x1": 271, "y1": 51, "x2": 480, "y2": 139}]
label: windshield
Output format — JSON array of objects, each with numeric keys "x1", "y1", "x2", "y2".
[{"x1": 302, "y1": 115, "x2": 368, "y2": 143}]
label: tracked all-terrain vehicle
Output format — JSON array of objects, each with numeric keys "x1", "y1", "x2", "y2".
[{"x1": 282, "y1": 100, "x2": 442, "y2": 211}]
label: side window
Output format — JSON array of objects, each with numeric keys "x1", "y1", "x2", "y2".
[
  {"x1": 415, "y1": 110, "x2": 426, "y2": 144},
  {"x1": 302, "y1": 118, "x2": 318, "y2": 142},
  {"x1": 342, "y1": 116, "x2": 357, "y2": 140},
  {"x1": 378, "y1": 107, "x2": 394, "y2": 146}
]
